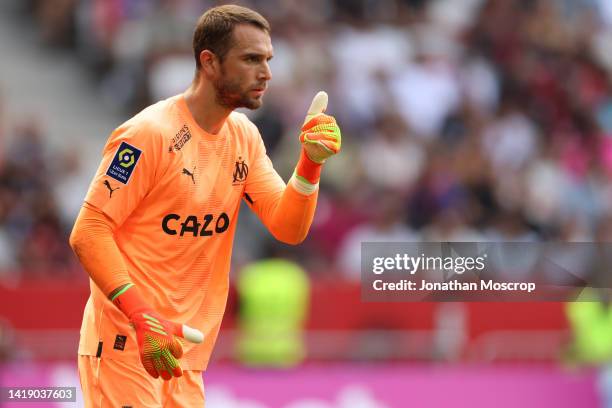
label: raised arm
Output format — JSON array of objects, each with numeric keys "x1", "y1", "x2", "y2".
[{"x1": 244, "y1": 91, "x2": 341, "y2": 244}]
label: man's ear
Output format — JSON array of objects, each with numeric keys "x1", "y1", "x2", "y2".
[{"x1": 199, "y1": 50, "x2": 218, "y2": 78}]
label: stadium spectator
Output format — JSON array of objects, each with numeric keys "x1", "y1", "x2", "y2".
[{"x1": 5, "y1": 0, "x2": 612, "y2": 284}]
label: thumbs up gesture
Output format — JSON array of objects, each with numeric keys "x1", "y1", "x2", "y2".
[{"x1": 299, "y1": 91, "x2": 341, "y2": 164}]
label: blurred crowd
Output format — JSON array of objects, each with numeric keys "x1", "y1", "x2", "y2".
[
  {"x1": 3, "y1": 0, "x2": 612, "y2": 281},
  {"x1": 0, "y1": 109, "x2": 82, "y2": 279}
]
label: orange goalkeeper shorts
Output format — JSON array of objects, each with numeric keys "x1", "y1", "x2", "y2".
[{"x1": 78, "y1": 355, "x2": 205, "y2": 407}]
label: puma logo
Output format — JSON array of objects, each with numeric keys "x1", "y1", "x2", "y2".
[
  {"x1": 182, "y1": 167, "x2": 195, "y2": 184},
  {"x1": 104, "y1": 180, "x2": 120, "y2": 198}
]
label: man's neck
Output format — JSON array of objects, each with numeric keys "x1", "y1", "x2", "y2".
[{"x1": 183, "y1": 81, "x2": 231, "y2": 135}]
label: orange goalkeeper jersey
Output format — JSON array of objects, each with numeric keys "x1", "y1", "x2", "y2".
[{"x1": 78, "y1": 94, "x2": 287, "y2": 370}]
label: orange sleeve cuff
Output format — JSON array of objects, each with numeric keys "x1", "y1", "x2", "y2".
[
  {"x1": 295, "y1": 149, "x2": 322, "y2": 185},
  {"x1": 69, "y1": 203, "x2": 132, "y2": 298},
  {"x1": 266, "y1": 182, "x2": 318, "y2": 245},
  {"x1": 111, "y1": 284, "x2": 150, "y2": 318}
]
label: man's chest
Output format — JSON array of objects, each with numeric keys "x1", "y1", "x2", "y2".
[{"x1": 145, "y1": 137, "x2": 251, "y2": 220}]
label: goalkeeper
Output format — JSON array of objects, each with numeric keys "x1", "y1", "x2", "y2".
[{"x1": 69, "y1": 5, "x2": 340, "y2": 407}]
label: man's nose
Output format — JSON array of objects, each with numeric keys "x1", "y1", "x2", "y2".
[{"x1": 259, "y1": 61, "x2": 272, "y2": 81}]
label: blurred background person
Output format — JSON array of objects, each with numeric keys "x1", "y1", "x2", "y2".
[{"x1": 235, "y1": 253, "x2": 310, "y2": 368}]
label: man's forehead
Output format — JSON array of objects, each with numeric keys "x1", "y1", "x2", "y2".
[{"x1": 229, "y1": 24, "x2": 273, "y2": 54}]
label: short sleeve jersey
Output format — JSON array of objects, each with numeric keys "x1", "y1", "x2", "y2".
[{"x1": 78, "y1": 95, "x2": 285, "y2": 370}]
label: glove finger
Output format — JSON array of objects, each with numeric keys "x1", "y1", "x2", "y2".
[
  {"x1": 154, "y1": 354, "x2": 173, "y2": 381},
  {"x1": 167, "y1": 357, "x2": 183, "y2": 378},
  {"x1": 302, "y1": 113, "x2": 335, "y2": 132},
  {"x1": 169, "y1": 337, "x2": 184, "y2": 359},
  {"x1": 303, "y1": 91, "x2": 328, "y2": 126},
  {"x1": 302, "y1": 135, "x2": 340, "y2": 154},
  {"x1": 319, "y1": 139, "x2": 340, "y2": 153},
  {"x1": 142, "y1": 357, "x2": 160, "y2": 379},
  {"x1": 161, "y1": 349, "x2": 183, "y2": 378},
  {"x1": 153, "y1": 351, "x2": 172, "y2": 381},
  {"x1": 159, "y1": 368, "x2": 172, "y2": 381},
  {"x1": 182, "y1": 325, "x2": 205, "y2": 344},
  {"x1": 171, "y1": 363, "x2": 183, "y2": 378},
  {"x1": 301, "y1": 132, "x2": 339, "y2": 144},
  {"x1": 306, "y1": 143, "x2": 335, "y2": 157},
  {"x1": 167, "y1": 321, "x2": 204, "y2": 344}
]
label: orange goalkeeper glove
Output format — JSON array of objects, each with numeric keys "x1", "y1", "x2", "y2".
[
  {"x1": 111, "y1": 284, "x2": 204, "y2": 380},
  {"x1": 294, "y1": 91, "x2": 341, "y2": 187}
]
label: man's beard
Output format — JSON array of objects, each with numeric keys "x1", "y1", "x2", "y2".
[{"x1": 213, "y1": 70, "x2": 262, "y2": 110}]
